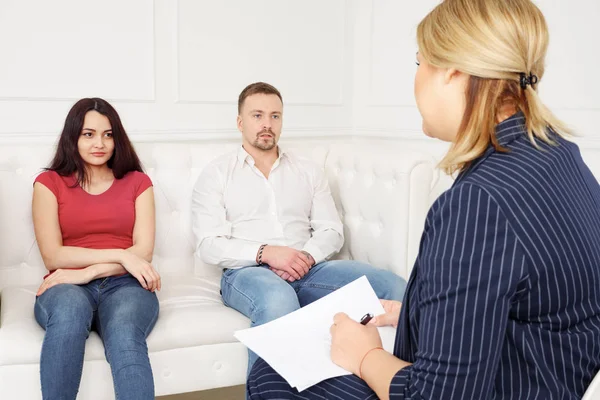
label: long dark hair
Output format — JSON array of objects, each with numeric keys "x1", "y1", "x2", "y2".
[{"x1": 48, "y1": 97, "x2": 143, "y2": 187}]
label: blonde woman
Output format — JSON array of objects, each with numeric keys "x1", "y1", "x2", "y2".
[{"x1": 247, "y1": 0, "x2": 600, "y2": 398}]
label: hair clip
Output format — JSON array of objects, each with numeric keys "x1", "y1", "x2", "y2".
[{"x1": 519, "y1": 72, "x2": 539, "y2": 89}]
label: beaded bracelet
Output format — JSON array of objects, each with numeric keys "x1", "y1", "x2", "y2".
[
  {"x1": 256, "y1": 244, "x2": 268, "y2": 265},
  {"x1": 358, "y1": 346, "x2": 383, "y2": 379}
]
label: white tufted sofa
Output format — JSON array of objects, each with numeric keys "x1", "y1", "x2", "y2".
[{"x1": 0, "y1": 137, "x2": 475, "y2": 399}]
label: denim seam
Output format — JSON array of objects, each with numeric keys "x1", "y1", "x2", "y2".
[
  {"x1": 296, "y1": 282, "x2": 342, "y2": 291},
  {"x1": 35, "y1": 298, "x2": 50, "y2": 326},
  {"x1": 144, "y1": 300, "x2": 160, "y2": 337}
]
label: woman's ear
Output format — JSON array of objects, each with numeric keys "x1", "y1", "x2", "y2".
[{"x1": 444, "y1": 68, "x2": 464, "y2": 85}]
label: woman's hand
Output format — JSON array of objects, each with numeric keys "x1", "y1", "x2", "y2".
[
  {"x1": 36, "y1": 268, "x2": 94, "y2": 296},
  {"x1": 370, "y1": 300, "x2": 402, "y2": 327},
  {"x1": 330, "y1": 312, "x2": 384, "y2": 376},
  {"x1": 120, "y1": 252, "x2": 161, "y2": 292}
]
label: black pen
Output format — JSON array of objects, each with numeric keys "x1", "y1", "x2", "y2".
[{"x1": 360, "y1": 313, "x2": 373, "y2": 325}]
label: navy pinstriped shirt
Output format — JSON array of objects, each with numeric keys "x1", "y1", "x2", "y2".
[{"x1": 391, "y1": 113, "x2": 600, "y2": 399}]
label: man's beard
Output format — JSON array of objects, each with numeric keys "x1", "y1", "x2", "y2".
[{"x1": 252, "y1": 130, "x2": 277, "y2": 151}]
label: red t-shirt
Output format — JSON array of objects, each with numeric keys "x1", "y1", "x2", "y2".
[{"x1": 34, "y1": 170, "x2": 153, "y2": 276}]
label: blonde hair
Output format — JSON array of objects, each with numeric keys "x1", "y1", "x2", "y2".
[{"x1": 417, "y1": 0, "x2": 571, "y2": 174}]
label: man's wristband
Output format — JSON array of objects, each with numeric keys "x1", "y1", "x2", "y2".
[{"x1": 256, "y1": 244, "x2": 268, "y2": 265}]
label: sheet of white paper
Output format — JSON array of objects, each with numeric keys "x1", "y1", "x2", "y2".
[{"x1": 234, "y1": 276, "x2": 397, "y2": 391}]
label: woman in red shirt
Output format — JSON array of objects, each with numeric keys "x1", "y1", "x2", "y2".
[{"x1": 32, "y1": 98, "x2": 161, "y2": 400}]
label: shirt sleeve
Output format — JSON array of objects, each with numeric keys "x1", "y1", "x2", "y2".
[
  {"x1": 34, "y1": 171, "x2": 59, "y2": 197},
  {"x1": 390, "y1": 183, "x2": 527, "y2": 399},
  {"x1": 191, "y1": 163, "x2": 261, "y2": 269},
  {"x1": 134, "y1": 172, "x2": 153, "y2": 198},
  {"x1": 301, "y1": 164, "x2": 344, "y2": 264}
]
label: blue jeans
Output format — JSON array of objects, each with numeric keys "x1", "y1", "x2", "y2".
[
  {"x1": 34, "y1": 273, "x2": 159, "y2": 400},
  {"x1": 220, "y1": 260, "x2": 406, "y2": 374}
]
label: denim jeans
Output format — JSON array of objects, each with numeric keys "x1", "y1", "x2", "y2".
[
  {"x1": 34, "y1": 273, "x2": 160, "y2": 400},
  {"x1": 220, "y1": 260, "x2": 407, "y2": 375}
]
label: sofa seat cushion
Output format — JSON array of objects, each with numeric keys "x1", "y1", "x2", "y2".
[{"x1": 0, "y1": 275, "x2": 250, "y2": 366}]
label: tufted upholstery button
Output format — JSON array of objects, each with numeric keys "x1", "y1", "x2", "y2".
[
  {"x1": 213, "y1": 362, "x2": 223, "y2": 371},
  {"x1": 172, "y1": 210, "x2": 179, "y2": 217},
  {"x1": 391, "y1": 178, "x2": 397, "y2": 187},
  {"x1": 163, "y1": 369, "x2": 171, "y2": 378},
  {"x1": 15, "y1": 168, "x2": 23, "y2": 175},
  {"x1": 20, "y1": 262, "x2": 27, "y2": 268}
]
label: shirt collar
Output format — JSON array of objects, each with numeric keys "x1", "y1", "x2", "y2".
[
  {"x1": 236, "y1": 145, "x2": 252, "y2": 166},
  {"x1": 236, "y1": 145, "x2": 288, "y2": 167},
  {"x1": 494, "y1": 111, "x2": 527, "y2": 147},
  {"x1": 454, "y1": 112, "x2": 527, "y2": 185}
]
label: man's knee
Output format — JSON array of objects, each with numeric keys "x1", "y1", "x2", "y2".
[
  {"x1": 320, "y1": 260, "x2": 406, "y2": 301},
  {"x1": 365, "y1": 268, "x2": 406, "y2": 301},
  {"x1": 252, "y1": 286, "x2": 300, "y2": 324}
]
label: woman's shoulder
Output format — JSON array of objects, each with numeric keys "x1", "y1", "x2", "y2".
[
  {"x1": 428, "y1": 181, "x2": 505, "y2": 221},
  {"x1": 35, "y1": 169, "x2": 60, "y2": 182},
  {"x1": 118, "y1": 170, "x2": 153, "y2": 197},
  {"x1": 34, "y1": 170, "x2": 73, "y2": 192},
  {"x1": 120, "y1": 170, "x2": 151, "y2": 182}
]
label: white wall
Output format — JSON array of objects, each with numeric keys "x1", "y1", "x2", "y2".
[
  {"x1": 0, "y1": 0, "x2": 354, "y2": 144},
  {"x1": 354, "y1": 0, "x2": 600, "y2": 149},
  {"x1": 0, "y1": 0, "x2": 598, "y2": 149}
]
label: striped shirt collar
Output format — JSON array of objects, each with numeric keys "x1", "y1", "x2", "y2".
[
  {"x1": 494, "y1": 111, "x2": 527, "y2": 147},
  {"x1": 455, "y1": 112, "x2": 527, "y2": 184}
]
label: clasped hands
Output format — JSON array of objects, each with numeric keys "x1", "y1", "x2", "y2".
[{"x1": 260, "y1": 245, "x2": 315, "y2": 282}]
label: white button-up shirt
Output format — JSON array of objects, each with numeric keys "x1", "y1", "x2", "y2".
[{"x1": 191, "y1": 146, "x2": 344, "y2": 269}]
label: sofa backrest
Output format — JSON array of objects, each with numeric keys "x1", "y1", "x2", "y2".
[{"x1": 0, "y1": 138, "x2": 445, "y2": 290}]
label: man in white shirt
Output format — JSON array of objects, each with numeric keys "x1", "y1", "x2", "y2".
[{"x1": 192, "y1": 82, "x2": 406, "y2": 373}]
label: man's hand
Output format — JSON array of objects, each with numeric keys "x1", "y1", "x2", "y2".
[
  {"x1": 271, "y1": 268, "x2": 294, "y2": 282},
  {"x1": 300, "y1": 250, "x2": 316, "y2": 267},
  {"x1": 37, "y1": 268, "x2": 94, "y2": 296},
  {"x1": 261, "y1": 246, "x2": 312, "y2": 280}
]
